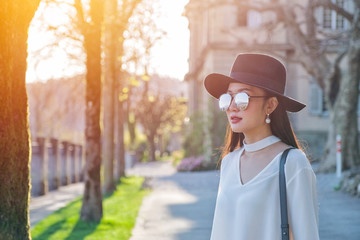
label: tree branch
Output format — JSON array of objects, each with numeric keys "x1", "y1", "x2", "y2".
[
  {"x1": 327, "y1": 48, "x2": 347, "y2": 105},
  {"x1": 121, "y1": 0, "x2": 143, "y2": 29},
  {"x1": 315, "y1": 0, "x2": 353, "y2": 22},
  {"x1": 73, "y1": 0, "x2": 87, "y2": 35}
]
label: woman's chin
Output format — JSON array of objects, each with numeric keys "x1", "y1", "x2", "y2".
[{"x1": 230, "y1": 125, "x2": 244, "y2": 133}]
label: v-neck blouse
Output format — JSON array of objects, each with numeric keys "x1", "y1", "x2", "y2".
[
  {"x1": 238, "y1": 149, "x2": 283, "y2": 186},
  {"x1": 210, "y1": 148, "x2": 319, "y2": 240}
]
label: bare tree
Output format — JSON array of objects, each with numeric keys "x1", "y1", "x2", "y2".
[
  {"x1": 0, "y1": 1, "x2": 41, "y2": 239},
  {"x1": 27, "y1": 77, "x2": 85, "y2": 142},
  {"x1": 343, "y1": 1, "x2": 360, "y2": 169},
  {"x1": 27, "y1": 81, "x2": 55, "y2": 137},
  {"x1": 217, "y1": 0, "x2": 359, "y2": 171},
  {"x1": 133, "y1": 78, "x2": 187, "y2": 162},
  {"x1": 280, "y1": 0, "x2": 359, "y2": 171},
  {"x1": 102, "y1": 0, "x2": 142, "y2": 194},
  {"x1": 121, "y1": 0, "x2": 166, "y2": 147},
  {"x1": 28, "y1": 0, "x2": 85, "y2": 81},
  {"x1": 73, "y1": 0, "x2": 104, "y2": 222}
]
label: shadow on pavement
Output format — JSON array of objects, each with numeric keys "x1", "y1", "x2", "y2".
[
  {"x1": 316, "y1": 173, "x2": 360, "y2": 240},
  {"x1": 157, "y1": 170, "x2": 360, "y2": 240},
  {"x1": 130, "y1": 161, "x2": 360, "y2": 240},
  {"x1": 162, "y1": 171, "x2": 219, "y2": 240},
  {"x1": 32, "y1": 194, "x2": 103, "y2": 239}
]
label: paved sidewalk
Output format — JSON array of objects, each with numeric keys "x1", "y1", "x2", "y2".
[
  {"x1": 127, "y1": 161, "x2": 219, "y2": 240},
  {"x1": 29, "y1": 182, "x2": 84, "y2": 227},
  {"x1": 316, "y1": 172, "x2": 360, "y2": 239},
  {"x1": 128, "y1": 161, "x2": 360, "y2": 240},
  {"x1": 29, "y1": 161, "x2": 360, "y2": 239}
]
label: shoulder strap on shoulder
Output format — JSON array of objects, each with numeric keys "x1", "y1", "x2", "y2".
[{"x1": 279, "y1": 148, "x2": 295, "y2": 240}]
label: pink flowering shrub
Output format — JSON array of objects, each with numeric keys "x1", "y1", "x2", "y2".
[{"x1": 177, "y1": 156, "x2": 208, "y2": 172}]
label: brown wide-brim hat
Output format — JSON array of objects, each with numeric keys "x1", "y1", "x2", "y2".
[{"x1": 204, "y1": 53, "x2": 306, "y2": 112}]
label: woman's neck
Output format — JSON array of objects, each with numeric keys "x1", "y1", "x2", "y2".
[
  {"x1": 243, "y1": 135, "x2": 281, "y2": 152},
  {"x1": 243, "y1": 125, "x2": 273, "y2": 144}
]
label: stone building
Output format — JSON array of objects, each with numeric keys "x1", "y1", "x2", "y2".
[{"x1": 184, "y1": 0, "x2": 356, "y2": 161}]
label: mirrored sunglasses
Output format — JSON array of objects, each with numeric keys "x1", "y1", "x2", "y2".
[{"x1": 219, "y1": 92, "x2": 268, "y2": 111}]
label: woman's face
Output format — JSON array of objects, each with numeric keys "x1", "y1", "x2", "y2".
[{"x1": 225, "y1": 82, "x2": 269, "y2": 134}]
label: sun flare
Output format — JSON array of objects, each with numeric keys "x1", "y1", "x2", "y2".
[{"x1": 26, "y1": 0, "x2": 189, "y2": 83}]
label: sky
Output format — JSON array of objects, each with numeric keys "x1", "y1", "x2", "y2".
[
  {"x1": 26, "y1": 0, "x2": 190, "y2": 82},
  {"x1": 149, "y1": 0, "x2": 190, "y2": 79}
]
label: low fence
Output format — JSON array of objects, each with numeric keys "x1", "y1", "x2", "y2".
[{"x1": 31, "y1": 137, "x2": 84, "y2": 197}]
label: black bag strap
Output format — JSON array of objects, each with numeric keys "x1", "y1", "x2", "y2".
[{"x1": 279, "y1": 148, "x2": 294, "y2": 240}]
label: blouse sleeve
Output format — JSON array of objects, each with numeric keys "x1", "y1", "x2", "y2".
[{"x1": 286, "y1": 164, "x2": 319, "y2": 240}]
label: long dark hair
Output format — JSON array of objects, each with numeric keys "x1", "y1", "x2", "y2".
[{"x1": 220, "y1": 97, "x2": 302, "y2": 162}]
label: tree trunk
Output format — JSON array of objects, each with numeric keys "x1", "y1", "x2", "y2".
[
  {"x1": 102, "y1": 0, "x2": 117, "y2": 194},
  {"x1": 319, "y1": 109, "x2": 337, "y2": 172},
  {"x1": 148, "y1": 134, "x2": 157, "y2": 162},
  {"x1": 117, "y1": 99, "x2": 126, "y2": 178},
  {"x1": 128, "y1": 113, "x2": 137, "y2": 145},
  {"x1": 319, "y1": 3, "x2": 360, "y2": 171},
  {"x1": 80, "y1": 0, "x2": 104, "y2": 222},
  {"x1": 0, "y1": 1, "x2": 40, "y2": 239},
  {"x1": 103, "y1": 0, "x2": 142, "y2": 182},
  {"x1": 126, "y1": 89, "x2": 137, "y2": 145},
  {"x1": 283, "y1": 2, "x2": 360, "y2": 172},
  {"x1": 158, "y1": 134, "x2": 164, "y2": 157},
  {"x1": 341, "y1": 4, "x2": 360, "y2": 169}
]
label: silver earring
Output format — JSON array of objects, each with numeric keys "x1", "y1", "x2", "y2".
[{"x1": 265, "y1": 114, "x2": 271, "y2": 124}]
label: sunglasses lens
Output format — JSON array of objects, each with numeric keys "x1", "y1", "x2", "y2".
[
  {"x1": 234, "y1": 92, "x2": 249, "y2": 111},
  {"x1": 219, "y1": 94, "x2": 231, "y2": 111}
]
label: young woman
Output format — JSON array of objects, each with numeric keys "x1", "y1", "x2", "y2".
[{"x1": 204, "y1": 54, "x2": 319, "y2": 240}]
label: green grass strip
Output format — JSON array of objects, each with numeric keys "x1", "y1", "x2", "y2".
[{"x1": 31, "y1": 176, "x2": 149, "y2": 240}]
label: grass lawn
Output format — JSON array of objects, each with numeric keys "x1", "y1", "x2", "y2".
[{"x1": 31, "y1": 176, "x2": 149, "y2": 240}]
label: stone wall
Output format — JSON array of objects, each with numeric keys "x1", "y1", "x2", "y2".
[{"x1": 31, "y1": 137, "x2": 84, "y2": 196}]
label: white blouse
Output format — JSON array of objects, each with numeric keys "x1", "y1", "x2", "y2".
[{"x1": 210, "y1": 148, "x2": 319, "y2": 240}]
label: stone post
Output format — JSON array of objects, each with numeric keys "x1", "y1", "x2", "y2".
[
  {"x1": 78, "y1": 145, "x2": 84, "y2": 181},
  {"x1": 60, "y1": 141, "x2": 70, "y2": 185},
  {"x1": 48, "y1": 138, "x2": 60, "y2": 190},
  {"x1": 69, "y1": 143, "x2": 77, "y2": 183},
  {"x1": 31, "y1": 137, "x2": 48, "y2": 196},
  {"x1": 74, "y1": 144, "x2": 82, "y2": 182}
]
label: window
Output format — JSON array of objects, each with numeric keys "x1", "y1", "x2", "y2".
[
  {"x1": 335, "y1": 0, "x2": 345, "y2": 29},
  {"x1": 247, "y1": 10, "x2": 262, "y2": 29},
  {"x1": 310, "y1": 79, "x2": 360, "y2": 116},
  {"x1": 309, "y1": 82, "x2": 328, "y2": 116},
  {"x1": 322, "y1": 0, "x2": 346, "y2": 30},
  {"x1": 322, "y1": 8, "x2": 332, "y2": 29}
]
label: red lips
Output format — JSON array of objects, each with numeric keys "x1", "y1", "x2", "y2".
[{"x1": 230, "y1": 115, "x2": 242, "y2": 124}]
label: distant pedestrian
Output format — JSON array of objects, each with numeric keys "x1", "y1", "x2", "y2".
[{"x1": 204, "y1": 53, "x2": 319, "y2": 240}]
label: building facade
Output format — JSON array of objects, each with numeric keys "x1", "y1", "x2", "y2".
[{"x1": 184, "y1": 0, "x2": 356, "y2": 161}]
